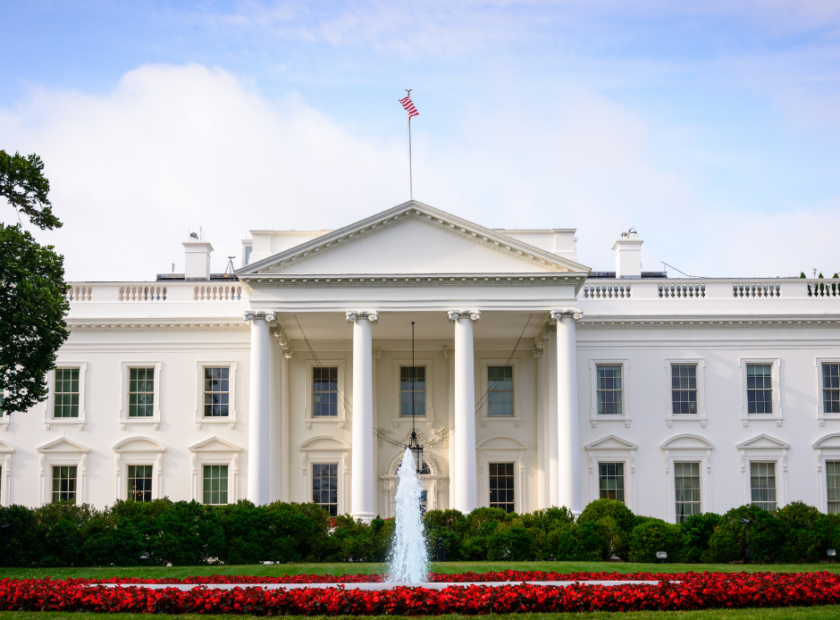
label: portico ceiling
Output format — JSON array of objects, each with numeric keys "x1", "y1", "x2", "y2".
[{"x1": 277, "y1": 310, "x2": 547, "y2": 344}]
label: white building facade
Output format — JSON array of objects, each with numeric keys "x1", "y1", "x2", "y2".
[{"x1": 5, "y1": 200, "x2": 840, "y2": 522}]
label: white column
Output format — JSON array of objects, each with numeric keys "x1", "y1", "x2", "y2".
[
  {"x1": 281, "y1": 349, "x2": 292, "y2": 502},
  {"x1": 347, "y1": 310, "x2": 378, "y2": 521},
  {"x1": 449, "y1": 309, "x2": 480, "y2": 514},
  {"x1": 551, "y1": 308, "x2": 583, "y2": 514},
  {"x1": 246, "y1": 310, "x2": 274, "y2": 505},
  {"x1": 546, "y1": 325, "x2": 559, "y2": 508}
]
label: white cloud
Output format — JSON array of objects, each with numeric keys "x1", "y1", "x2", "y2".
[{"x1": 1, "y1": 63, "x2": 838, "y2": 282}]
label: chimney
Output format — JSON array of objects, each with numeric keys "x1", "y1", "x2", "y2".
[
  {"x1": 183, "y1": 237, "x2": 214, "y2": 281},
  {"x1": 612, "y1": 229, "x2": 643, "y2": 279}
]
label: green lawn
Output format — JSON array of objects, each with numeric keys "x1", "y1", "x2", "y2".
[
  {"x1": 0, "y1": 609, "x2": 838, "y2": 620},
  {"x1": 1, "y1": 561, "x2": 839, "y2": 580}
]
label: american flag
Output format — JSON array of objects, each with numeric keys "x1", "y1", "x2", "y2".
[{"x1": 399, "y1": 94, "x2": 419, "y2": 121}]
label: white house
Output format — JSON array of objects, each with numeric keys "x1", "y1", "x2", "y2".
[{"x1": 6, "y1": 200, "x2": 840, "y2": 523}]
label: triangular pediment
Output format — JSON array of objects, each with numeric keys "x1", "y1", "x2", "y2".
[
  {"x1": 0, "y1": 440, "x2": 14, "y2": 454},
  {"x1": 737, "y1": 434, "x2": 789, "y2": 450},
  {"x1": 585, "y1": 435, "x2": 638, "y2": 451},
  {"x1": 113, "y1": 436, "x2": 166, "y2": 453},
  {"x1": 37, "y1": 438, "x2": 90, "y2": 453},
  {"x1": 238, "y1": 201, "x2": 590, "y2": 278},
  {"x1": 661, "y1": 434, "x2": 715, "y2": 451},
  {"x1": 188, "y1": 436, "x2": 242, "y2": 453}
]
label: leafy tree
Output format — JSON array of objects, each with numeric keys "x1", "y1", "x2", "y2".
[
  {"x1": 1, "y1": 150, "x2": 68, "y2": 414},
  {"x1": 0, "y1": 151, "x2": 60, "y2": 230}
]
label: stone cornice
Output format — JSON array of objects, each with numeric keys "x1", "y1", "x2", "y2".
[
  {"x1": 68, "y1": 321, "x2": 248, "y2": 332},
  {"x1": 240, "y1": 273, "x2": 587, "y2": 289},
  {"x1": 579, "y1": 318, "x2": 840, "y2": 329},
  {"x1": 238, "y1": 201, "x2": 591, "y2": 278}
]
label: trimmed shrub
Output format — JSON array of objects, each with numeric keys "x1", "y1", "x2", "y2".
[
  {"x1": 706, "y1": 504, "x2": 788, "y2": 563},
  {"x1": 547, "y1": 521, "x2": 609, "y2": 561},
  {"x1": 679, "y1": 512, "x2": 721, "y2": 563},
  {"x1": 578, "y1": 499, "x2": 635, "y2": 560},
  {"x1": 628, "y1": 519, "x2": 682, "y2": 563}
]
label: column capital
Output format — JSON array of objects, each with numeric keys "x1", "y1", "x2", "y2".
[
  {"x1": 550, "y1": 308, "x2": 583, "y2": 321},
  {"x1": 448, "y1": 309, "x2": 481, "y2": 322},
  {"x1": 346, "y1": 310, "x2": 379, "y2": 324},
  {"x1": 245, "y1": 310, "x2": 276, "y2": 323}
]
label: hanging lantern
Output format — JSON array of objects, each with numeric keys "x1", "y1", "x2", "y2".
[{"x1": 408, "y1": 430, "x2": 424, "y2": 475}]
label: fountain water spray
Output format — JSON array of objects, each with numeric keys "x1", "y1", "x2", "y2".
[{"x1": 387, "y1": 448, "x2": 429, "y2": 583}]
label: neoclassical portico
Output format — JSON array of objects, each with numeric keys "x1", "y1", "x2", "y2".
[{"x1": 237, "y1": 201, "x2": 590, "y2": 515}]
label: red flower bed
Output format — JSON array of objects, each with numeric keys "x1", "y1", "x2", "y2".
[{"x1": 1, "y1": 572, "x2": 840, "y2": 615}]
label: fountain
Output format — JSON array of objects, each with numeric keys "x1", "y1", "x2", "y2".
[{"x1": 387, "y1": 448, "x2": 429, "y2": 583}]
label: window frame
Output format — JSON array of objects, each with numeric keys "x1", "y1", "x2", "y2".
[
  {"x1": 739, "y1": 358, "x2": 782, "y2": 427},
  {"x1": 584, "y1": 435, "x2": 637, "y2": 510},
  {"x1": 37, "y1": 438, "x2": 89, "y2": 506},
  {"x1": 816, "y1": 358, "x2": 840, "y2": 425},
  {"x1": 589, "y1": 360, "x2": 631, "y2": 428},
  {"x1": 737, "y1": 434, "x2": 788, "y2": 509},
  {"x1": 479, "y1": 358, "x2": 522, "y2": 426},
  {"x1": 303, "y1": 360, "x2": 347, "y2": 428},
  {"x1": 120, "y1": 362, "x2": 162, "y2": 430},
  {"x1": 202, "y1": 464, "x2": 230, "y2": 505},
  {"x1": 476, "y1": 436, "x2": 527, "y2": 513},
  {"x1": 749, "y1": 461, "x2": 778, "y2": 511},
  {"x1": 300, "y1": 436, "x2": 350, "y2": 515},
  {"x1": 0, "y1": 442, "x2": 12, "y2": 507},
  {"x1": 660, "y1": 434, "x2": 714, "y2": 523},
  {"x1": 391, "y1": 359, "x2": 435, "y2": 427},
  {"x1": 311, "y1": 462, "x2": 340, "y2": 516},
  {"x1": 812, "y1": 433, "x2": 840, "y2": 513},
  {"x1": 113, "y1": 436, "x2": 165, "y2": 501},
  {"x1": 195, "y1": 362, "x2": 238, "y2": 430},
  {"x1": 673, "y1": 461, "x2": 702, "y2": 522},
  {"x1": 488, "y1": 461, "x2": 517, "y2": 513},
  {"x1": 597, "y1": 461, "x2": 626, "y2": 503},
  {"x1": 43, "y1": 362, "x2": 88, "y2": 431},
  {"x1": 664, "y1": 359, "x2": 707, "y2": 428},
  {"x1": 188, "y1": 436, "x2": 242, "y2": 504}
]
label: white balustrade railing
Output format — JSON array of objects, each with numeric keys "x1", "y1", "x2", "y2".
[
  {"x1": 807, "y1": 280, "x2": 840, "y2": 298},
  {"x1": 659, "y1": 283, "x2": 705, "y2": 298},
  {"x1": 119, "y1": 286, "x2": 167, "y2": 301},
  {"x1": 732, "y1": 283, "x2": 780, "y2": 298},
  {"x1": 194, "y1": 285, "x2": 243, "y2": 301},
  {"x1": 582, "y1": 283, "x2": 632, "y2": 299},
  {"x1": 65, "y1": 286, "x2": 93, "y2": 302}
]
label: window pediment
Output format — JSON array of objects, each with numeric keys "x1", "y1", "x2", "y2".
[
  {"x1": 476, "y1": 435, "x2": 528, "y2": 450},
  {"x1": 737, "y1": 434, "x2": 790, "y2": 451},
  {"x1": 188, "y1": 436, "x2": 242, "y2": 453},
  {"x1": 299, "y1": 436, "x2": 350, "y2": 451},
  {"x1": 112, "y1": 436, "x2": 166, "y2": 453},
  {"x1": 585, "y1": 435, "x2": 638, "y2": 451},
  {"x1": 661, "y1": 434, "x2": 715, "y2": 451},
  {"x1": 37, "y1": 438, "x2": 90, "y2": 454}
]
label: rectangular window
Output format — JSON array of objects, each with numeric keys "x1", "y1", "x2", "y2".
[
  {"x1": 597, "y1": 365, "x2": 623, "y2": 415},
  {"x1": 128, "y1": 368, "x2": 155, "y2": 417},
  {"x1": 750, "y1": 462, "x2": 777, "y2": 511},
  {"x1": 674, "y1": 462, "x2": 701, "y2": 522},
  {"x1": 312, "y1": 463, "x2": 338, "y2": 516},
  {"x1": 400, "y1": 366, "x2": 426, "y2": 417},
  {"x1": 746, "y1": 364, "x2": 773, "y2": 414},
  {"x1": 489, "y1": 462, "x2": 515, "y2": 512},
  {"x1": 52, "y1": 466, "x2": 77, "y2": 503},
  {"x1": 599, "y1": 462, "x2": 625, "y2": 502},
  {"x1": 127, "y1": 465, "x2": 153, "y2": 502},
  {"x1": 824, "y1": 364, "x2": 840, "y2": 414},
  {"x1": 202, "y1": 465, "x2": 228, "y2": 505},
  {"x1": 203, "y1": 367, "x2": 230, "y2": 417},
  {"x1": 828, "y1": 462, "x2": 840, "y2": 515},
  {"x1": 487, "y1": 366, "x2": 514, "y2": 417},
  {"x1": 671, "y1": 364, "x2": 698, "y2": 414},
  {"x1": 312, "y1": 367, "x2": 338, "y2": 417},
  {"x1": 54, "y1": 368, "x2": 80, "y2": 418}
]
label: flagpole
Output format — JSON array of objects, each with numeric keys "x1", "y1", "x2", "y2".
[{"x1": 407, "y1": 91, "x2": 413, "y2": 200}]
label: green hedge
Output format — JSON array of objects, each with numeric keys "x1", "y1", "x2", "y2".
[{"x1": 0, "y1": 498, "x2": 837, "y2": 566}]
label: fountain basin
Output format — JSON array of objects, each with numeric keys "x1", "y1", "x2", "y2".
[{"x1": 95, "y1": 580, "x2": 668, "y2": 591}]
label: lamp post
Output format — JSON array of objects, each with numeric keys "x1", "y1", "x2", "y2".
[
  {"x1": 407, "y1": 322, "x2": 424, "y2": 475},
  {"x1": 656, "y1": 551, "x2": 668, "y2": 564},
  {"x1": 741, "y1": 518, "x2": 751, "y2": 564},
  {"x1": 828, "y1": 549, "x2": 836, "y2": 564}
]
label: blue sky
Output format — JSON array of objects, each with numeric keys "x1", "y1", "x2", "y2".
[{"x1": 2, "y1": 1, "x2": 839, "y2": 279}]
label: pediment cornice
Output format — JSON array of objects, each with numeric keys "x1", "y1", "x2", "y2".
[{"x1": 238, "y1": 201, "x2": 590, "y2": 280}]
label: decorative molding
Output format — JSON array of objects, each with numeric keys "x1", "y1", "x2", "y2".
[
  {"x1": 346, "y1": 310, "x2": 379, "y2": 323},
  {"x1": 68, "y1": 321, "x2": 249, "y2": 332},
  {"x1": 448, "y1": 309, "x2": 481, "y2": 322},
  {"x1": 578, "y1": 319, "x2": 840, "y2": 330},
  {"x1": 244, "y1": 310, "x2": 276, "y2": 323},
  {"x1": 550, "y1": 308, "x2": 583, "y2": 321},
  {"x1": 238, "y1": 202, "x2": 589, "y2": 277}
]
